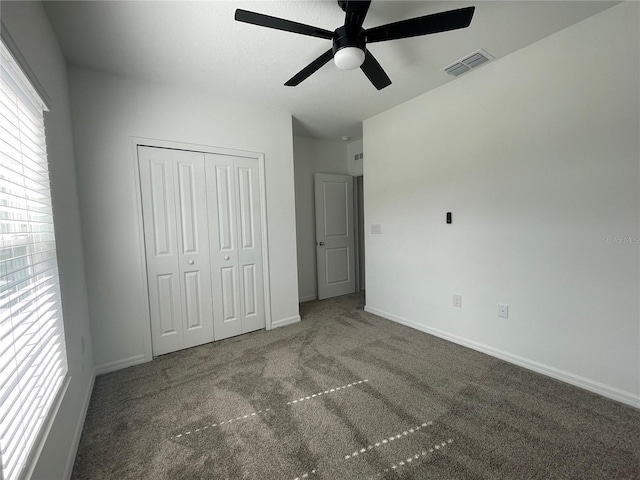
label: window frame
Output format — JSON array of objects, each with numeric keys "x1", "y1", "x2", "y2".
[{"x1": 0, "y1": 32, "x2": 70, "y2": 480}]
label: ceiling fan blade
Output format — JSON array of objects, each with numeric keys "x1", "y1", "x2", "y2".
[
  {"x1": 366, "y1": 6, "x2": 475, "y2": 43},
  {"x1": 235, "y1": 9, "x2": 334, "y2": 40},
  {"x1": 343, "y1": 0, "x2": 372, "y2": 30},
  {"x1": 285, "y1": 49, "x2": 334, "y2": 87},
  {"x1": 360, "y1": 50, "x2": 391, "y2": 90}
]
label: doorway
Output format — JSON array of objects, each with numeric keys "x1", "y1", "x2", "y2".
[
  {"x1": 314, "y1": 173, "x2": 356, "y2": 299},
  {"x1": 313, "y1": 173, "x2": 365, "y2": 301}
]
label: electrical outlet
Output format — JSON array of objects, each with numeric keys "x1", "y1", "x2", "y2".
[
  {"x1": 371, "y1": 224, "x2": 382, "y2": 234},
  {"x1": 81, "y1": 335, "x2": 85, "y2": 354},
  {"x1": 498, "y1": 304, "x2": 509, "y2": 319},
  {"x1": 453, "y1": 294, "x2": 462, "y2": 308}
]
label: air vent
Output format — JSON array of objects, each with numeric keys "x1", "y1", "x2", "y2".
[{"x1": 443, "y1": 49, "x2": 493, "y2": 77}]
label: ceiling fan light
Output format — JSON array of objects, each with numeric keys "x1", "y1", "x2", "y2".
[{"x1": 334, "y1": 47, "x2": 365, "y2": 70}]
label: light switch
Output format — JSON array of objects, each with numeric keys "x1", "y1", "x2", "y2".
[
  {"x1": 453, "y1": 294, "x2": 462, "y2": 308},
  {"x1": 371, "y1": 224, "x2": 382, "y2": 234}
]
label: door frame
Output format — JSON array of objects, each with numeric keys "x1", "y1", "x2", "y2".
[
  {"x1": 353, "y1": 174, "x2": 364, "y2": 292},
  {"x1": 131, "y1": 137, "x2": 272, "y2": 360}
]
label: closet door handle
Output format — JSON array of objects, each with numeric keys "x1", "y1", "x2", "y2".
[
  {"x1": 188, "y1": 260, "x2": 194, "y2": 265},
  {"x1": 224, "y1": 256, "x2": 230, "y2": 261}
]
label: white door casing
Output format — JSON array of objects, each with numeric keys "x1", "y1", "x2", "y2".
[
  {"x1": 206, "y1": 153, "x2": 265, "y2": 340},
  {"x1": 138, "y1": 146, "x2": 214, "y2": 356},
  {"x1": 315, "y1": 173, "x2": 356, "y2": 300}
]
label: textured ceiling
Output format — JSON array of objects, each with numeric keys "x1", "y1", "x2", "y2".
[{"x1": 43, "y1": 0, "x2": 618, "y2": 141}]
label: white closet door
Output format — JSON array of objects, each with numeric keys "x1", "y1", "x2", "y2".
[
  {"x1": 234, "y1": 156, "x2": 265, "y2": 334},
  {"x1": 206, "y1": 154, "x2": 241, "y2": 340},
  {"x1": 174, "y1": 152, "x2": 215, "y2": 349},
  {"x1": 139, "y1": 147, "x2": 183, "y2": 355},
  {"x1": 139, "y1": 146, "x2": 214, "y2": 355},
  {"x1": 205, "y1": 154, "x2": 265, "y2": 340}
]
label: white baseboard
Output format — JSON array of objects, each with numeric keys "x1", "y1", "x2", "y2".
[
  {"x1": 62, "y1": 367, "x2": 96, "y2": 479},
  {"x1": 365, "y1": 305, "x2": 640, "y2": 409},
  {"x1": 95, "y1": 354, "x2": 148, "y2": 376},
  {"x1": 271, "y1": 315, "x2": 301, "y2": 329},
  {"x1": 299, "y1": 294, "x2": 317, "y2": 303}
]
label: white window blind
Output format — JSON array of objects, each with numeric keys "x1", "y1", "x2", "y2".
[{"x1": 0, "y1": 41, "x2": 68, "y2": 480}]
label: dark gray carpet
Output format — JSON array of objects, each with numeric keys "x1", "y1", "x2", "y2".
[{"x1": 72, "y1": 293, "x2": 640, "y2": 479}]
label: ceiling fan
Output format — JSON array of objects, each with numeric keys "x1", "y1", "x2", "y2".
[{"x1": 234, "y1": 1, "x2": 475, "y2": 90}]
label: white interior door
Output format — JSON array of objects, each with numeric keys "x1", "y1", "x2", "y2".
[
  {"x1": 205, "y1": 154, "x2": 265, "y2": 340},
  {"x1": 315, "y1": 173, "x2": 356, "y2": 300},
  {"x1": 139, "y1": 146, "x2": 214, "y2": 356}
]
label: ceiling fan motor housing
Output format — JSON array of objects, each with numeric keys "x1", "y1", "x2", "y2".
[{"x1": 332, "y1": 26, "x2": 366, "y2": 70}]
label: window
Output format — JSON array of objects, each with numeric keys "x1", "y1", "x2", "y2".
[{"x1": 0, "y1": 41, "x2": 68, "y2": 480}]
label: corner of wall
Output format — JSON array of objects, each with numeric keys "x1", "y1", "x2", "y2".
[{"x1": 94, "y1": 355, "x2": 148, "y2": 376}]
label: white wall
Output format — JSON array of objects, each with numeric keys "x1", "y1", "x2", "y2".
[
  {"x1": 364, "y1": 2, "x2": 639, "y2": 407},
  {"x1": 1, "y1": 2, "x2": 95, "y2": 478},
  {"x1": 293, "y1": 136, "x2": 348, "y2": 301},
  {"x1": 68, "y1": 67, "x2": 300, "y2": 371}
]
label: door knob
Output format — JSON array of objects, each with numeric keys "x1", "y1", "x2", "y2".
[
  {"x1": 224, "y1": 255, "x2": 230, "y2": 260},
  {"x1": 188, "y1": 260, "x2": 194, "y2": 265},
  {"x1": 318, "y1": 241, "x2": 324, "y2": 246}
]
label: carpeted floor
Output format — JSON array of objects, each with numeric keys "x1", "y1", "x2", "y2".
[{"x1": 72, "y1": 293, "x2": 640, "y2": 479}]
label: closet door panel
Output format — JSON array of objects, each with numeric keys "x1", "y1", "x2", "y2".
[
  {"x1": 242, "y1": 264, "x2": 257, "y2": 317},
  {"x1": 174, "y1": 151, "x2": 214, "y2": 348},
  {"x1": 214, "y1": 164, "x2": 235, "y2": 252},
  {"x1": 177, "y1": 162, "x2": 198, "y2": 253},
  {"x1": 205, "y1": 154, "x2": 242, "y2": 340},
  {"x1": 234, "y1": 157, "x2": 265, "y2": 334},
  {"x1": 149, "y1": 161, "x2": 172, "y2": 256},
  {"x1": 184, "y1": 271, "x2": 203, "y2": 329},
  {"x1": 237, "y1": 166, "x2": 256, "y2": 250},
  {"x1": 138, "y1": 146, "x2": 184, "y2": 356},
  {"x1": 220, "y1": 266, "x2": 238, "y2": 321},
  {"x1": 157, "y1": 274, "x2": 180, "y2": 336}
]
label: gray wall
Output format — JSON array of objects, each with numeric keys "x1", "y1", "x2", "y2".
[
  {"x1": 1, "y1": 2, "x2": 95, "y2": 478},
  {"x1": 68, "y1": 66, "x2": 301, "y2": 372},
  {"x1": 293, "y1": 136, "x2": 349, "y2": 302},
  {"x1": 364, "y1": 3, "x2": 639, "y2": 406}
]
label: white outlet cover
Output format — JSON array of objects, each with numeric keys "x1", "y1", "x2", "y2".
[
  {"x1": 498, "y1": 304, "x2": 509, "y2": 318},
  {"x1": 371, "y1": 224, "x2": 382, "y2": 234}
]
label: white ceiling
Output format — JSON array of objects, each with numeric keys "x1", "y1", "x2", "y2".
[{"x1": 43, "y1": 0, "x2": 618, "y2": 141}]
